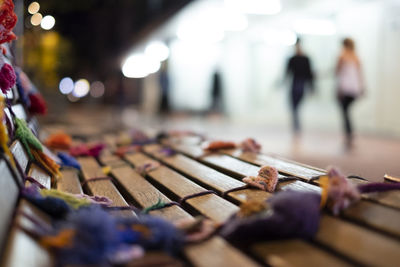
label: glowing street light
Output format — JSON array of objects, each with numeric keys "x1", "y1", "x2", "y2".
[
  {"x1": 41, "y1": 15, "x2": 55, "y2": 30},
  {"x1": 28, "y1": 2, "x2": 40, "y2": 14}
]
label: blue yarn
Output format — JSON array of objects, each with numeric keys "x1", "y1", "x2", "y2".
[
  {"x1": 22, "y1": 186, "x2": 71, "y2": 219},
  {"x1": 15, "y1": 69, "x2": 31, "y2": 107},
  {"x1": 56, "y1": 206, "x2": 121, "y2": 266},
  {"x1": 118, "y1": 215, "x2": 184, "y2": 255},
  {"x1": 58, "y1": 152, "x2": 81, "y2": 170}
]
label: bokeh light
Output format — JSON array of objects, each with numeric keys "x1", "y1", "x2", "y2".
[
  {"x1": 67, "y1": 94, "x2": 80, "y2": 102},
  {"x1": 90, "y1": 81, "x2": 105, "y2": 98},
  {"x1": 72, "y1": 79, "x2": 90, "y2": 97},
  {"x1": 59, "y1": 77, "x2": 74, "y2": 94},
  {"x1": 30, "y1": 13, "x2": 42, "y2": 26},
  {"x1": 145, "y1": 41, "x2": 170, "y2": 62},
  {"x1": 28, "y1": 2, "x2": 40, "y2": 15},
  {"x1": 122, "y1": 54, "x2": 160, "y2": 78},
  {"x1": 41, "y1": 15, "x2": 56, "y2": 30}
]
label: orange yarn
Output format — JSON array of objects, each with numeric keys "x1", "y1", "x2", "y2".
[
  {"x1": 45, "y1": 132, "x2": 72, "y2": 150},
  {"x1": 32, "y1": 149, "x2": 61, "y2": 179}
]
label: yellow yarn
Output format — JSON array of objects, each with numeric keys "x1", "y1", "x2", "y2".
[
  {"x1": 40, "y1": 189, "x2": 91, "y2": 209},
  {"x1": 40, "y1": 229, "x2": 75, "y2": 248},
  {"x1": 319, "y1": 175, "x2": 330, "y2": 209},
  {"x1": 0, "y1": 96, "x2": 15, "y2": 167},
  {"x1": 102, "y1": 166, "x2": 111, "y2": 175}
]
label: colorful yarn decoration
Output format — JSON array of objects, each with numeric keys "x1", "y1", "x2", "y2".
[
  {"x1": 135, "y1": 161, "x2": 161, "y2": 176},
  {"x1": 14, "y1": 117, "x2": 42, "y2": 160},
  {"x1": 323, "y1": 167, "x2": 360, "y2": 215},
  {"x1": 57, "y1": 152, "x2": 81, "y2": 170},
  {"x1": 0, "y1": 59, "x2": 16, "y2": 93},
  {"x1": 118, "y1": 215, "x2": 184, "y2": 255},
  {"x1": 115, "y1": 144, "x2": 140, "y2": 157},
  {"x1": 239, "y1": 138, "x2": 261, "y2": 153},
  {"x1": 142, "y1": 198, "x2": 167, "y2": 214},
  {"x1": 22, "y1": 185, "x2": 72, "y2": 219},
  {"x1": 0, "y1": 95, "x2": 15, "y2": 167},
  {"x1": 203, "y1": 140, "x2": 236, "y2": 151},
  {"x1": 0, "y1": 0, "x2": 17, "y2": 44},
  {"x1": 357, "y1": 182, "x2": 400, "y2": 193},
  {"x1": 32, "y1": 149, "x2": 62, "y2": 179},
  {"x1": 236, "y1": 199, "x2": 269, "y2": 218},
  {"x1": 242, "y1": 165, "x2": 279, "y2": 192},
  {"x1": 28, "y1": 92, "x2": 47, "y2": 115},
  {"x1": 45, "y1": 132, "x2": 72, "y2": 150},
  {"x1": 40, "y1": 189, "x2": 93, "y2": 210},
  {"x1": 40, "y1": 229, "x2": 76, "y2": 249},
  {"x1": 221, "y1": 190, "x2": 321, "y2": 245},
  {"x1": 14, "y1": 67, "x2": 31, "y2": 107},
  {"x1": 69, "y1": 143, "x2": 105, "y2": 157},
  {"x1": 174, "y1": 216, "x2": 217, "y2": 243}
]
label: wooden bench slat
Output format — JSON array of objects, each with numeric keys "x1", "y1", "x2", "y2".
[
  {"x1": 125, "y1": 153, "x2": 239, "y2": 223},
  {"x1": 224, "y1": 148, "x2": 325, "y2": 181},
  {"x1": 99, "y1": 154, "x2": 127, "y2": 168},
  {"x1": 2, "y1": 201, "x2": 53, "y2": 267},
  {"x1": 57, "y1": 169, "x2": 83, "y2": 194},
  {"x1": 317, "y1": 215, "x2": 400, "y2": 267},
  {"x1": 78, "y1": 157, "x2": 135, "y2": 217},
  {"x1": 252, "y1": 239, "x2": 352, "y2": 267},
  {"x1": 10, "y1": 140, "x2": 29, "y2": 175},
  {"x1": 111, "y1": 166, "x2": 192, "y2": 222},
  {"x1": 0, "y1": 160, "x2": 19, "y2": 252},
  {"x1": 184, "y1": 237, "x2": 260, "y2": 267},
  {"x1": 27, "y1": 164, "x2": 51, "y2": 189},
  {"x1": 144, "y1": 146, "x2": 244, "y2": 194}
]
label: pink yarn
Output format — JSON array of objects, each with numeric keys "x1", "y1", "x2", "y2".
[
  {"x1": 69, "y1": 143, "x2": 106, "y2": 157},
  {"x1": 240, "y1": 138, "x2": 262, "y2": 153},
  {"x1": 0, "y1": 63, "x2": 16, "y2": 93},
  {"x1": 326, "y1": 167, "x2": 360, "y2": 215}
]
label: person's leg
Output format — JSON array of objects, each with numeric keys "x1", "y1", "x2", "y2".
[
  {"x1": 339, "y1": 95, "x2": 355, "y2": 147},
  {"x1": 290, "y1": 79, "x2": 305, "y2": 133}
]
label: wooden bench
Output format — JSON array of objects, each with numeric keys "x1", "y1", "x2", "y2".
[{"x1": 2, "y1": 93, "x2": 400, "y2": 266}]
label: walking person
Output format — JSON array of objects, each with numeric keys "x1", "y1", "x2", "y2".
[
  {"x1": 335, "y1": 38, "x2": 364, "y2": 149},
  {"x1": 286, "y1": 38, "x2": 314, "y2": 135}
]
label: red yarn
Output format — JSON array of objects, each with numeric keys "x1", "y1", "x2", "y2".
[
  {"x1": 28, "y1": 93, "x2": 47, "y2": 115},
  {"x1": 0, "y1": 63, "x2": 16, "y2": 93},
  {"x1": 0, "y1": 0, "x2": 17, "y2": 44}
]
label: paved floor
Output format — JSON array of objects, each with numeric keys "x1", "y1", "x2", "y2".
[{"x1": 43, "y1": 105, "x2": 400, "y2": 182}]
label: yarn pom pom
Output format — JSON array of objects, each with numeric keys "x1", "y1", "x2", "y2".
[
  {"x1": 203, "y1": 140, "x2": 236, "y2": 151},
  {"x1": 221, "y1": 190, "x2": 321, "y2": 245},
  {"x1": 14, "y1": 117, "x2": 43, "y2": 160},
  {"x1": 239, "y1": 138, "x2": 261, "y2": 153},
  {"x1": 242, "y1": 165, "x2": 278, "y2": 192},
  {"x1": 55, "y1": 206, "x2": 122, "y2": 266},
  {"x1": 22, "y1": 185, "x2": 72, "y2": 219},
  {"x1": 58, "y1": 152, "x2": 81, "y2": 170},
  {"x1": 28, "y1": 93, "x2": 47, "y2": 115},
  {"x1": 45, "y1": 132, "x2": 72, "y2": 150},
  {"x1": 119, "y1": 215, "x2": 184, "y2": 255},
  {"x1": 324, "y1": 167, "x2": 360, "y2": 215},
  {"x1": 0, "y1": 0, "x2": 17, "y2": 44},
  {"x1": 0, "y1": 63, "x2": 16, "y2": 93},
  {"x1": 69, "y1": 143, "x2": 106, "y2": 157}
]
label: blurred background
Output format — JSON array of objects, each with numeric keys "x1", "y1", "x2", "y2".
[{"x1": 17, "y1": 0, "x2": 400, "y2": 179}]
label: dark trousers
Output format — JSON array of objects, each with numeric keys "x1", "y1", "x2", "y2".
[
  {"x1": 338, "y1": 95, "x2": 356, "y2": 137},
  {"x1": 290, "y1": 79, "x2": 305, "y2": 132}
]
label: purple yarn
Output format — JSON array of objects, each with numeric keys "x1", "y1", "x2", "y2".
[
  {"x1": 221, "y1": 190, "x2": 321, "y2": 245},
  {"x1": 358, "y1": 182, "x2": 400, "y2": 193},
  {"x1": 159, "y1": 147, "x2": 176, "y2": 157},
  {"x1": 55, "y1": 206, "x2": 121, "y2": 266}
]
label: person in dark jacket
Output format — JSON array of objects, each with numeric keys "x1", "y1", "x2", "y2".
[{"x1": 286, "y1": 38, "x2": 314, "y2": 134}]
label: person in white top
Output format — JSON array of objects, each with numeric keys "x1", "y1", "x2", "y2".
[{"x1": 335, "y1": 38, "x2": 364, "y2": 148}]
